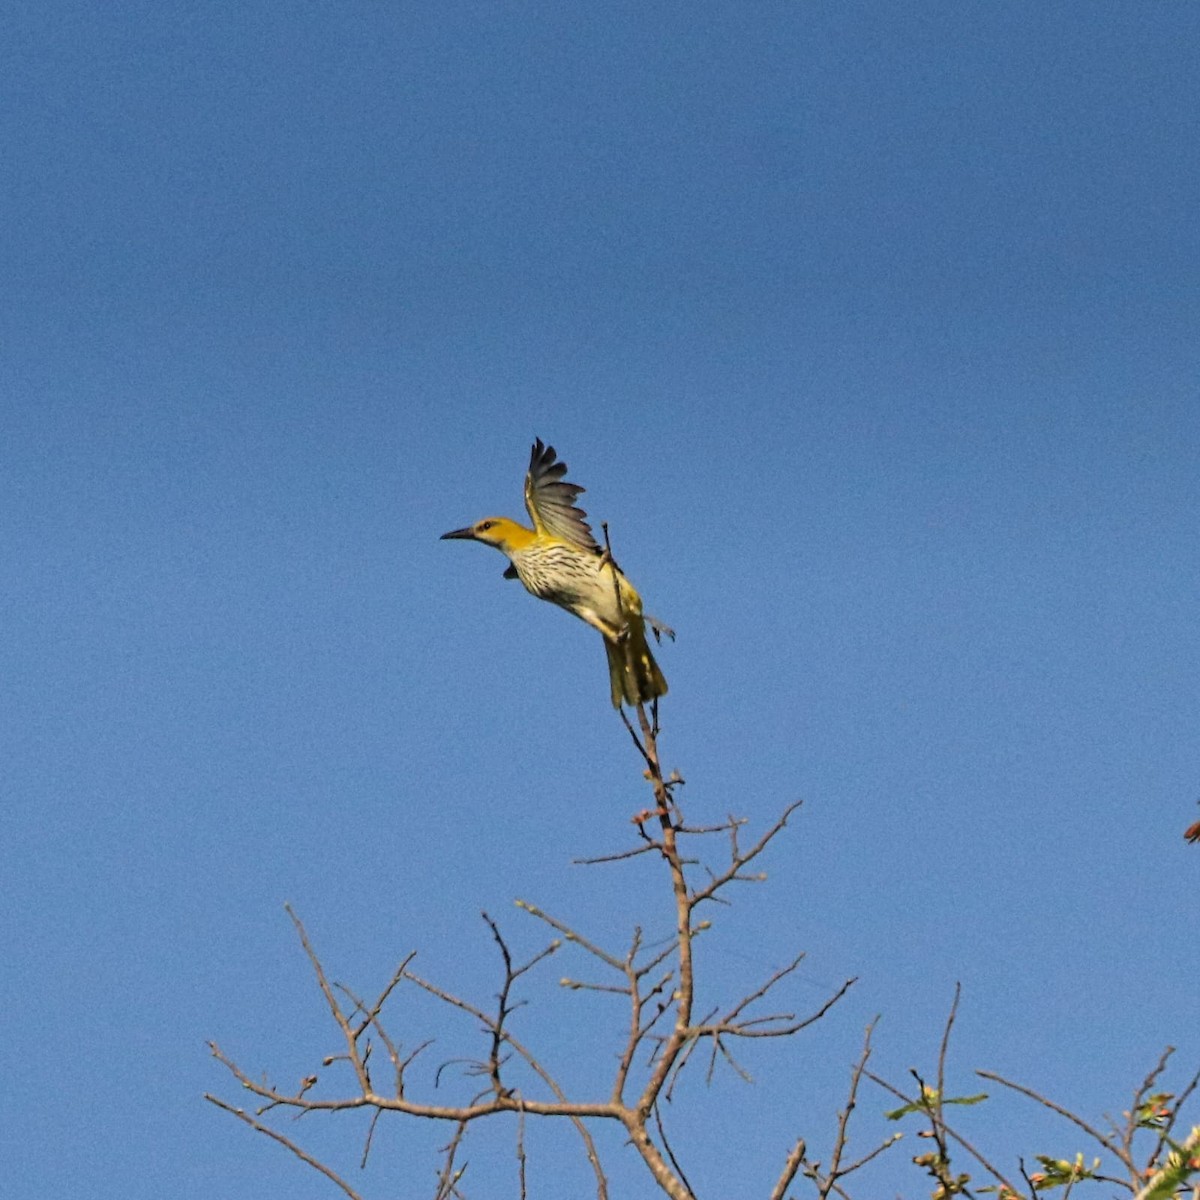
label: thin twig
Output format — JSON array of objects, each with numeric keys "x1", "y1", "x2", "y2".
[
  {"x1": 1147, "y1": 1063, "x2": 1200, "y2": 1175},
  {"x1": 285, "y1": 905, "x2": 373, "y2": 1097},
  {"x1": 695, "y1": 975, "x2": 856, "y2": 1041},
  {"x1": 938, "y1": 983, "x2": 962, "y2": 1119},
  {"x1": 360, "y1": 1106, "x2": 382, "y2": 1169},
  {"x1": 824, "y1": 1021, "x2": 878, "y2": 1189},
  {"x1": 434, "y1": 1120, "x2": 469, "y2": 1200},
  {"x1": 351, "y1": 952, "x2": 417, "y2": 1040},
  {"x1": 515, "y1": 900, "x2": 625, "y2": 971},
  {"x1": 867, "y1": 1070, "x2": 1020, "y2": 1197},
  {"x1": 516, "y1": 1105, "x2": 528, "y2": 1200},
  {"x1": 721, "y1": 953, "x2": 807, "y2": 1024},
  {"x1": 654, "y1": 1101, "x2": 696, "y2": 1199},
  {"x1": 574, "y1": 843, "x2": 659, "y2": 865},
  {"x1": 977, "y1": 1070, "x2": 1125, "y2": 1160},
  {"x1": 204, "y1": 1094, "x2": 365, "y2": 1200},
  {"x1": 687, "y1": 801, "x2": 804, "y2": 909}
]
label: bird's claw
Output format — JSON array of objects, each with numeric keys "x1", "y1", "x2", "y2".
[{"x1": 646, "y1": 614, "x2": 675, "y2": 643}]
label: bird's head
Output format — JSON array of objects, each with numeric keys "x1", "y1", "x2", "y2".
[{"x1": 440, "y1": 517, "x2": 535, "y2": 554}]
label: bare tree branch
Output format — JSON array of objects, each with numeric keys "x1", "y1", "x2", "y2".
[
  {"x1": 867, "y1": 1069, "x2": 1020, "y2": 1197},
  {"x1": 976, "y1": 1069, "x2": 1125, "y2": 1162},
  {"x1": 769, "y1": 1137, "x2": 807, "y2": 1200},
  {"x1": 207, "y1": 545, "x2": 850, "y2": 1200},
  {"x1": 204, "y1": 1093, "x2": 365, "y2": 1200},
  {"x1": 687, "y1": 802, "x2": 804, "y2": 911}
]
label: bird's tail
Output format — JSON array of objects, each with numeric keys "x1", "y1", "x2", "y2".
[{"x1": 605, "y1": 620, "x2": 669, "y2": 708}]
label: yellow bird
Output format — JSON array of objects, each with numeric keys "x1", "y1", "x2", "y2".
[{"x1": 442, "y1": 439, "x2": 669, "y2": 708}]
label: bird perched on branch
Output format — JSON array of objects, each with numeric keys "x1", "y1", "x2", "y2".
[{"x1": 441, "y1": 438, "x2": 669, "y2": 708}]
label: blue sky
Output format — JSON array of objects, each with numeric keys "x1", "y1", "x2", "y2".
[{"x1": 3, "y1": 2, "x2": 1198, "y2": 1196}]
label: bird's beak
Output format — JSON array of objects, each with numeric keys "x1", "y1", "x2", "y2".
[{"x1": 440, "y1": 526, "x2": 477, "y2": 541}]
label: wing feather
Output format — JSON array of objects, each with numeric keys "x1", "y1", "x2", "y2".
[{"x1": 524, "y1": 439, "x2": 600, "y2": 552}]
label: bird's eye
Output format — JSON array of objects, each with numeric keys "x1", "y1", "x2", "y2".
[{"x1": 478, "y1": 520, "x2": 493, "y2": 531}]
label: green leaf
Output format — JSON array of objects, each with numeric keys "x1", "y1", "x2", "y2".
[
  {"x1": 1029, "y1": 1153, "x2": 1099, "y2": 1190},
  {"x1": 1139, "y1": 1125, "x2": 1200, "y2": 1200},
  {"x1": 884, "y1": 1092, "x2": 987, "y2": 1120}
]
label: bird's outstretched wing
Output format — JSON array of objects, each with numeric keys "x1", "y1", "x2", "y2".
[{"x1": 524, "y1": 438, "x2": 600, "y2": 552}]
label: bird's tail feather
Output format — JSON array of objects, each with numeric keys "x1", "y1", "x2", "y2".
[{"x1": 605, "y1": 621, "x2": 669, "y2": 708}]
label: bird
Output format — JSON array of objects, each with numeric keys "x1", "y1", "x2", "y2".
[{"x1": 441, "y1": 438, "x2": 669, "y2": 709}]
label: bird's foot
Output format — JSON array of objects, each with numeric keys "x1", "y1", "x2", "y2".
[
  {"x1": 646, "y1": 614, "x2": 675, "y2": 643},
  {"x1": 596, "y1": 545, "x2": 623, "y2": 574}
]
